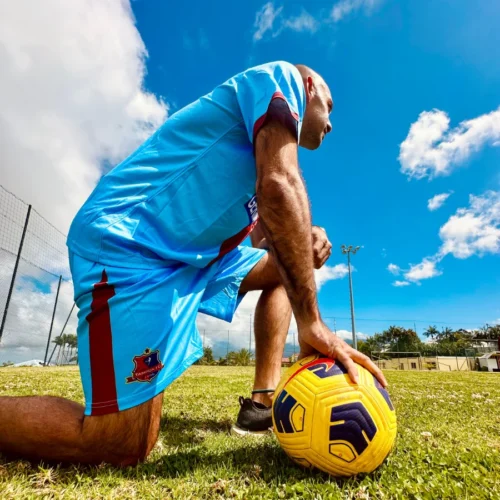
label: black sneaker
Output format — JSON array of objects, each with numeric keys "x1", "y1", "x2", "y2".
[{"x1": 231, "y1": 396, "x2": 273, "y2": 436}]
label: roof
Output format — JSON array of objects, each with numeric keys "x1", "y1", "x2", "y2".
[{"x1": 478, "y1": 351, "x2": 500, "y2": 359}]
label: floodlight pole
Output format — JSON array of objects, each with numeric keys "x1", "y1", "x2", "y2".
[{"x1": 341, "y1": 245, "x2": 361, "y2": 350}]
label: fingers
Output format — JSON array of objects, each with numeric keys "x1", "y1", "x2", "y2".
[
  {"x1": 333, "y1": 347, "x2": 359, "y2": 385},
  {"x1": 313, "y1": 239, "x2": 332, "y2": 269},
  {"x1": 349, "y1": 349, "x2": 388, "y2": 388}
]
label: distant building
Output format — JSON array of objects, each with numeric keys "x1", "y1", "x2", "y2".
[{"x1": 478, "y1": 352, "x2": 500, "y2": 372}]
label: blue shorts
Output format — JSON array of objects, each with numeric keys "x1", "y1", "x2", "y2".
[{"x1": 69, "y1": 247, "x2": 266, "y2": 416}]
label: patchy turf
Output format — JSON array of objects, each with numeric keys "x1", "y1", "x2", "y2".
[{"x1": 0, "y1": 366, "x2": 499, "y2": 499}]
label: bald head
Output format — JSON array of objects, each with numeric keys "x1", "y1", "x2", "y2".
[
  {"x1": 294, "y1": 64, "x2": 333, "y2": 150},
  {"x1": 295, "y1": 64, "x2": 321, "y2": 81}
]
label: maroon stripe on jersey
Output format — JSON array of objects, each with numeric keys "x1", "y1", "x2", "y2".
[
  {"x1": 252, "y1": 91, "x2": 299, "y2": 141},
  {"x1": 86, "y1": 269, "x2": 118, "y2": 415},
  {"x1": 208, "y1": 220, "x2": 259, "y2": 267}
]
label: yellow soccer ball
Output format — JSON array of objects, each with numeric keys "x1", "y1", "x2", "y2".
[{"x1": 272, "y1": 354, "x2": 397, "y2": 477}]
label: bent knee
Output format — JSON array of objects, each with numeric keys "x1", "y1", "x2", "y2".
[
  {"x1": 110, "y1": 432, "x2": 157, "y2": 467},
  {"x1": 83, "y1": 394, "x2": 163, "y2": 466}
]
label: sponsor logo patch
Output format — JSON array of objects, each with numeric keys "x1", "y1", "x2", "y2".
[
  {"x1": 126, "y1": 348, "x2": 164, "y2": 383},
  {"x1": 245, "y1": 195, "x2": 258, "y2": 224}
]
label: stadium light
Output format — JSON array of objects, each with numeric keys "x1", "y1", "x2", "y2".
[{"x1": 341, "y1": 244, "x2": 361, "y2": 349}]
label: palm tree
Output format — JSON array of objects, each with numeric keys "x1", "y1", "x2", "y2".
[
  {"x1": 424, "y1": 325, "x2": 439, "y2": 339},
  {"x1": 234, "y1": 348, "x2": 253, "y2": 366},
  {"x1": 65, "y1": 334, "x2": 77, "y2": 364},
  {"x1": 52, "y1": 335, "x2": 65, "y2": 366}
]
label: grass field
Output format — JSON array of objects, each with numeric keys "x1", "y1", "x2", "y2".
[{"x1": 0, "y1": 366, "x2": 499, "y2": 499}]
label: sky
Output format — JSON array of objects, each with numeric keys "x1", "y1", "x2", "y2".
[{"x1": 0, "y1": 0, "x2": 499, "y2": 362}]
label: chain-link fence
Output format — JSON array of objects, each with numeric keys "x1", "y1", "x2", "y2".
[{"x1": 0, "y1": 185, "x2": 76, "y2": 365}]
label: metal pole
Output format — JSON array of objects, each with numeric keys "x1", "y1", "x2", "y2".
[
  {"x1": 43, "y1": 275, "x2": 62, "y2": 366},
  {"x1": 347, "y1": 251, "x2": 357, "y2": 350},
  {"x1": 0, "y1": 205, "x2": 32, "y2": 342},
  {"x1": 47, "y1": 302, "x2": 75, "y2": 365},
  {"x1": 334, "y1": 317, "x2": 337, "y2": 335}
]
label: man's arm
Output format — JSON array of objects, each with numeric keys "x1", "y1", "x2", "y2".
[
  {"x1": 255, "y1": 120, "x2": 319, "y2": 329},
  {"x1": 254, "y1": 120, "x2": 387, "y2": 387},
  {"x1": 251, "y1": 221, "x2": 332, "y2": 269}
]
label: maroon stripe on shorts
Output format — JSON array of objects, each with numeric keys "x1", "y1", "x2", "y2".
[{"x1": 86, "y1": 269, "x2": 118, "y2": 415}]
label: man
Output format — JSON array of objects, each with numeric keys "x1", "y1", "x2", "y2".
[{"x1": 0, "y1": 61, "x2": 386, "y2": 466}]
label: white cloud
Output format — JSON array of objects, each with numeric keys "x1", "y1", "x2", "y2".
[
  {"x1": 331, "y1": 0, "x2": 381, "y2": 22},
  {"x1": 336, "y1": 329, "x2": 367, "y2": 342},
  {"x1": 404, "y1": 258, "x2": 442, "y2": 282},
  {"x1": 399, "y1": 107, "x2": 500, "y2": 180},
  {"x1": 438, "y1": 191, "x2": 500, "y2": 259},
  {"x1": 253, "y1": 1, "x2": 380, "y2": 42},
  {"x1": 0, "y1": 259, "x2": 77, "y2": 364},
  {"x1": 283, "y1": 10, "x2": 319, "y2": 33},
  {"x1": 253, "y1": 2, "x2": 283, "y2": 41},
  {"x1": 387, "y1": 263, "x2": 400, "y2": 275},
  {"x1": 391, "y1": 190, "x2": 500, "y2": 287},
  {"x1": 315, "y1": 263, "x2": 350, "y2": 290},
  {"x1": 393, "y1": 280, "x2": 410, "y2": 287},
  {"x1": 428, "y1": 192, "x2": 452, "y2": 211},
  {"x1": 0, "y1": 0, "x2": 167, "y2": 233}
]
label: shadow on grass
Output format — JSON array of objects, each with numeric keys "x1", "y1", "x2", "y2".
[
  {"x1": 0, "y1": 444, "x2": 358, "y2": 488},
  {"x1": 0, "y1": 416, "x2": 357, "y2": 486},
  {"x1": 159, "y1": 414, "x2": 232, "y2": 445}
]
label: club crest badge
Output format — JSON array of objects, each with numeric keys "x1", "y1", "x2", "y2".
[{"x1": 126, "y1": 348, "x2": 164, "y2": 383}]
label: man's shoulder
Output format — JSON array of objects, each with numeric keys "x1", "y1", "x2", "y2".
[{"x1": 235, "y1": 60, "x2": 299, "y2": 80}]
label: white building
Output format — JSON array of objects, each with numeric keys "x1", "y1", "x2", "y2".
[{"x1": 478, "y1": 352, "x2": 500, "y2": 372}]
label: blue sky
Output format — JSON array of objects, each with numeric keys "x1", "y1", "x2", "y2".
[{"x1": 130, "y1": 0, "x2": 500, "y2": 336}]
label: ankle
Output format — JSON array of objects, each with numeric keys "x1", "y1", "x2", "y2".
[{"x1": 251, "y1": 389, "x2": 275, "y2": 407}]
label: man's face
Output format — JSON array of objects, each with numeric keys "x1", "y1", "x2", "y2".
[{"x1": 299, "y1": 78, "x2": 333, "y2": 150}]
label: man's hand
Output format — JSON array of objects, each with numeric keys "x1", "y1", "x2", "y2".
[
  {"x1": 299, "y1": 322, "x2": 388, "y2": 387},
  {"x1": 312, "y1": 226, "x2": 332, "y2": 269}
]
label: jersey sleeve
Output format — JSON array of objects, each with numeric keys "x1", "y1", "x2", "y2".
[{"x1": 235, "y1": 61, "x2": 306, "y2": 144}]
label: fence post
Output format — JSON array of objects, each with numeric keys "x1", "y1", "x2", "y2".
[
  {"x1": 47, "y1": 302, "x2": 75, "y2": 366},
  {"x1": 0, "y1": 205, "x2": 32, "y2": 343},
  {"x1": 43, "y1": 275, "x2": 62, "y2": 366}
]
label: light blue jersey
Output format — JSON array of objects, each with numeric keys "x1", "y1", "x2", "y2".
[
  {"x1": 67, "y1": 61, "x2": 306, "y2": 416},
  {"x1": 67, "y1": 61, "x2": 306, "y2": 269}
]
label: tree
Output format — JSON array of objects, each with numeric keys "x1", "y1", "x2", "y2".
[
  {"x1": 195, "y1": 347, "x2": 214, "y2": 365},
  {"x1": 424, "y1": 325, "x2": 439, "y2": 339},
  {"x1": 233, "y1": 348, "x2": 252, "y2": 366},
  {"x1": 2, "y1": 361, "x2": 14, "y2": 367},
  {"x1": 52, "y1": 335, "x2": 66, "y2": 365},
  {"x1": 382, "y1": 326, "x2": 421, "y2": 352},
  {"x1": 475, "y1": 324, "x2": 500, "y2": 340},
  {"x1": 65, "y1": 334, "x2": 78, "y2": 364}
]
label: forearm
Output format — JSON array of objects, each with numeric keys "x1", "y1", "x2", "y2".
[{"x1": 257, "y1": 153, "x2": 319, "y2": 327}]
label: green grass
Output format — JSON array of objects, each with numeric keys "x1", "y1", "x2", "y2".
[{"x1": 0, "y1": 366, "x2": 499, "y2": 499}]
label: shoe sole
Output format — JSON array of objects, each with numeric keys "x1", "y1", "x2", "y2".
[{"x1": 230, "y1": 424, "x2": 273, "y2": 437}]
